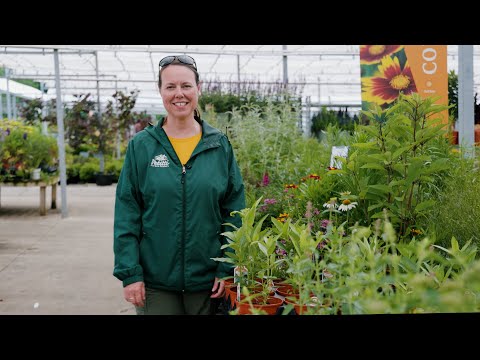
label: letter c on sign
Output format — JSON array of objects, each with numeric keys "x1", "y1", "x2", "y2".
[{"x1": 422, "y1": 48, "x2": 437, "y2": 75}]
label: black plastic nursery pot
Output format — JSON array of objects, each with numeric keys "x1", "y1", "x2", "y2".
[{"x1": 95, "y1": 173, "x2": 113, "y2": 186}]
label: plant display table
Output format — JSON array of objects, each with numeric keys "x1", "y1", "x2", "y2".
[{"x1": 0, "y1": 176, "x2": 59, "y2": 215}]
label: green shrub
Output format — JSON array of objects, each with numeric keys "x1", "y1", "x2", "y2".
[
  {"x1": 105, "y1": 157, "x2": 124, "y2": 182},
  {"x1": 228, "y1": 100, "x2": 329, "y2": 192},
  {"x1": 67, "y1": 162, "x2": 82, "y2": 182},
  {"x1": 311, "y1": 106, "x2": 358, "y2": 140},
  {"x1": 79, "y1": 158, "x2": 99, "y2": 182},
  {"x1": 428, "y1": 156, "x2": 480, "y2": 250}
]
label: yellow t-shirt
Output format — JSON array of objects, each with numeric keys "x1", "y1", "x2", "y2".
[{"x1": 168, "y1": 133, "x2": 202, "y2": 165}]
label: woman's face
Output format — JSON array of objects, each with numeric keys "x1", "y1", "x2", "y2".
[{"x1": 159, "y1": 65, "x2": 200, "y2": 120}]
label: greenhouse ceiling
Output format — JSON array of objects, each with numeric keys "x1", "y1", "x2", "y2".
[{"x1": 0, "y1": 45, "x2": 478, "y2": 115}]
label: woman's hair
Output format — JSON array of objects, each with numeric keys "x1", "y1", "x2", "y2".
[{"x1": 158, "y1": 60, "x2": 201, "y2": 120}]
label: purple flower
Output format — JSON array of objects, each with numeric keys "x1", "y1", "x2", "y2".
[
  {"x1": 264, "y1": 198, "x2": 277, "y2": 205},
  {"x1": 262, "y1": 172, "x2": 270, "y2": 186},
  {"x1": 23, "y1": 132, "x2": 27, "y2": 140},
  {"x1": 320, "y1": 219, "x2": 331, "y2": 228},
  {"x1": 6, "y1": 128, "x2": 10, "y2": 135}
]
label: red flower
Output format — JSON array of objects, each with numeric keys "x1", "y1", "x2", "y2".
[
  {"x1": 360, "y1": 45, "x2": 403, "y2": 65},
  {"x1": 362, "y1": 56, "x2": 417, "y2": 106}
]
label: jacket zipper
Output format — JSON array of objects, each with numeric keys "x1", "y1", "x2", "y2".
[{"x1": 181, "y1": 164, "x2": 186, "y2": 291}]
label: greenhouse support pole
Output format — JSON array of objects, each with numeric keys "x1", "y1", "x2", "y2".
[
  {"x1": 95, "y1": 51, "x2": 102, "y2": 115},
  {"x1": 236, "y1": 54, "x2": 240, "y2": 95},
  {"x1": 12, "y1": 95, "x2": 17, "y2": 119},
  {"x1": 458, "y1": 45, "x2": 475, "y2": 159},
  {"x1": 317, "y1": 76, "x2": 321, "y2": 105},
  {"x1": 6, "y1": 69, "x2": 12, "y2": 119},
  {"x1": 0, "y1": 93, "x2": 3, "y2": 118},
  {"x1": 282, "y1": 45, "x2": 288, "y2": 86},
  {"x1": 304, "y1": 96, "x2": 311, "y2": 137},
  {"x1": 54, "y1": 49, "x2": 68, "y2": 218},
  {"x1": 95, "y1": 51, "x2": 105, "y2": 173}
]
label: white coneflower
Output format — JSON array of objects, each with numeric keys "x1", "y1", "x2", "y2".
[
  {"x1": 338, "y1": 199, "x2": 357, "y2": 211},
  {"x1": 323, "y1": 198, "x2": 338, "y2": 209}
]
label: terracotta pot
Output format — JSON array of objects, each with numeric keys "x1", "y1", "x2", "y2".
[
  {"x1": 475, "y1": 128, "x2": 480, "y2": 144},
  {"x1": 236, "y1": 296, "x2": 283, "y2": 315},
  {"x1": 283, "y1": 296, "x2": 322, "y2": 315},
  {"x1": 223, "y1": 277, "x2": 235, "y2": 286},
  {"x1": 275, "y1": 284, "x2": 298, "y2": 298},
  {"x1": 451, "y1": 130, "x2": 459, "y2": 145},
  {"x1": 272, "y1": 278, "x2": 288, "y2": 286},
  {"x1": 225, "y1": 283, "x2": 239, "y2": 310}
]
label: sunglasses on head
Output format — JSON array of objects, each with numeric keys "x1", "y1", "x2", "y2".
[{"x1": 159, "y1": 55, "x2": 197, "y2": 70}]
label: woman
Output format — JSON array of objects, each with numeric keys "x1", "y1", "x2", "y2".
[{"x1": 113, "y1": 55, "x2": 245, "y2": 315}]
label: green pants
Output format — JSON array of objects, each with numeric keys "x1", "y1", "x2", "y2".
[{"x1": 135, "y1": 287, "x2": 213, "y2": 315}]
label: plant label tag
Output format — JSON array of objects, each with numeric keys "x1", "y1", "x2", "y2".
[{"x1": 330, "y1": 146, "x2": 349, "y2": 169}]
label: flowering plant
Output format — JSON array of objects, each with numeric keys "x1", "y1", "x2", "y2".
[{"x1": 0, "y1": 120, "x2": 57, "y2": 182}]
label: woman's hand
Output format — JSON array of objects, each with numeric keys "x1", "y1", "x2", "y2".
[
  {"x1": 210, "y1": 277, "x2": 225, "y2": 298},
  {"x1": 124, "y1": 281, "x2": 146, "y2": 307}
]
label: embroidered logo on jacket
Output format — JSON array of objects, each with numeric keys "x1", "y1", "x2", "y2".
[{"x1": 151, "y1": 154, "x2": 169, "y2": 168}]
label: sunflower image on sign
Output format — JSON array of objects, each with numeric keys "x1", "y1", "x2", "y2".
[
  {"x1": 360, "y1": 45, "x2": 416, "y2": 111},
  {"x1": 359, "y1": 45, "x2": 448, "y2": 125}
]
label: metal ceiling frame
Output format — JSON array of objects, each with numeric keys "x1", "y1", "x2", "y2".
[{"x1": 1, "y1": 45, "x2": 478, "y2": 116}]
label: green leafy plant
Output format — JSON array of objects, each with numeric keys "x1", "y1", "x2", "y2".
[
  {"x1": 65, "y1": 93, "x2": 97, "y2": 154},
  {"x1": 428, "y1": 155, "x2": 480, "y2": 250},
  {"x1": 18, "y1": 98, "x2": 44, "y2": 125},
  {"x1": 333, "y1": 93, "x2": 451, "y2": 239},
  {"x1": 227, "y1": 100, "x2": 327, "y2": 191},
  {"x1": 212, "y1": 197, "x2": 270, "y2": 288}
]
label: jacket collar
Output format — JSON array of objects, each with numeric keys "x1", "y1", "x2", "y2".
[{"x1": 144, "y1": 117, "x2": 223, "y2": 162}]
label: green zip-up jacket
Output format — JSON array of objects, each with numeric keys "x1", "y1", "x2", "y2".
[{"x1": 113, "y1": 118, "x2": 245, "y2": 292}]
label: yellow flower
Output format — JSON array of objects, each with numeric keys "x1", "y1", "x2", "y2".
[
  {"x1": 277, "y1": 213, "x2": 289, "y2": 222},
  {"x1": 362, "y1": 56, "x2": 417, "y2": 106}
]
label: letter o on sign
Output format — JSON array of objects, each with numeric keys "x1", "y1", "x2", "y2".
[{"x1": 422, "y1": 48, "x2": 437, "y2": 75}]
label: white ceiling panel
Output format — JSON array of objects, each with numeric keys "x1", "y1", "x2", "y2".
[{"x1": 0, "y1": 45, "x2": 477, "y2": 116}]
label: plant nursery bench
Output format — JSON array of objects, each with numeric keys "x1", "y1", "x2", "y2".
[{"x1": 0, "y1": 176, "x2": 59, "y2": 216}]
